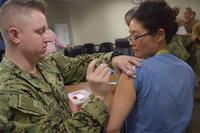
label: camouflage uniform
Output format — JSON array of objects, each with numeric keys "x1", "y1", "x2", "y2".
[
  {"x1": 192, "y1": 22, "x2": 200, "y2": 75},
  {"x1": 192, "y1": 22, "x2": 200, "y2": 89},
  {"x1": 167, "y1": 34, "x2": 191, "y2": 61},
  {"x1": 0, "y1": 52, "x2": 112, "y2": 132}
]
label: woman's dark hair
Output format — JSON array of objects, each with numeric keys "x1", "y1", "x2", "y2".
[{"x1": 132, "y1": 0, "x2": 178, "y2": 44}]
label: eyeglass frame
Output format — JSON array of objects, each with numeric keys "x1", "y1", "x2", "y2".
[{"x1": 127, "y1": 31, "x2": 156, "y2": 41}]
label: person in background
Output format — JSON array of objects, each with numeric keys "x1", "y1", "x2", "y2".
[
  {"x1": 167, "y1": 7, "x2": 191, "y2": 61},
  {"x1": 46, "y1": 28, "x2": 66, "y2": 54},
  {"x1": 178, "y1": 7, "x2": 198, "y2": 34},
  {"x1": 124, "y1": 7, "x2": 137, "y2": 26},
  {"x1": 105, "y1": 0, "x2": 195, "y2": 132},
  {"x1": 192, "y1": 22, "x2": 200, "y2": 100},
  {"x1": 167, "y1": 34, "x2": 191, "y2": 61},
  {"x1": 116, "y1": 7, "x2": 138, "y2": 56},
  {"x1": 0, "y1": 0, "x2": 141, "y2": 132},
  {"x1": 174, "y1": 7, "x2": 188, "y2": 36}
]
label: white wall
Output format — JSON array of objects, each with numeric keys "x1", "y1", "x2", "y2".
[
  {"x1": 69, "y1": 0, "x2": 134, "y2": 44},
  {"x1": 47, "y1": 0, "x2": 200, "y2": 45},
  {"x1": 47, "y1": 0, "x2": 73, "y2": 44}
]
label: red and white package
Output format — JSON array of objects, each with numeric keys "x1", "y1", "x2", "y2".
[{"x1": 68, "y1": 90, "x2": 90, "y2": 113}]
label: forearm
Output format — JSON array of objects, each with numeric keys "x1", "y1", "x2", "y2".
[
  {"x1": 0, "y1": 95, "x2": 108, "y2": 133},
  {"x1": 64, "y1": 95, "x2": 109, "y2": 132},
  {"x1": 51, "y1": 52, "x2": 112, "y2": 84}
]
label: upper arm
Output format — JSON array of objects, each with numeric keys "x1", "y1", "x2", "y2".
[
  {"x1": 0, "y1": 93, "x2": 11, "y2": 127},
  {"x1": 192, "y1": 23, "x2": 200, "y2": 36},
  {"x1": 106, "y1": 73, "x2": 136, "y2": 133},
  {"x1": 0, "y1": 87, "x2": 48, "y2": 132}
]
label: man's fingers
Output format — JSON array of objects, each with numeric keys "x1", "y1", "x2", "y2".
[
  {"x1": 103, "y1": 69, "x2": 111, "y2": 81},
  {"x1": 87, "y1": 59, "x2": 98, "y2": 75},
  {"x1": 99, "y1": 67, "x2": 111, "y2": 79},
  {"x1": 95, "y1": 64, "x2": 108, "y2": 75}
]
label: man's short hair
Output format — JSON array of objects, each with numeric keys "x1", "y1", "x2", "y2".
[
  {"x1": 124, "y1": 7, "x2": 137, "y2": 25},
  {"x1": 185, "y1": 7, "x2": 193, "y2": 13},
  {"x1": 0, "y1": 0, "x2": 47, "y2": 33}
]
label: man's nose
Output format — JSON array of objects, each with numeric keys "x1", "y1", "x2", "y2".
[{"x1": 43, "y1": 31, "x2": 54, "y2": 43}]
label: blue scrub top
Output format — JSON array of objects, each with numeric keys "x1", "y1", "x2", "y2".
[
  {"x1": 125, "y1": 53, "x2": 195, "y2": 133},
  {"x1": 0, "y1": 0, "x2": 6, "y2": 7}
]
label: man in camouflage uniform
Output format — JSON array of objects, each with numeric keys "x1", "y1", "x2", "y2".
[
  {"x1": 0, "y1": 0, "x2": 140, "y2": 132},
  {"x1": 192, "y1": 22, "x2": 200, "y2": 100},
  {"x1": 177, "y1": 7, "x2": 198, "y2": 34},
  {"x1": 167, "y1": 34, "x2": 191, "y2": 61}
]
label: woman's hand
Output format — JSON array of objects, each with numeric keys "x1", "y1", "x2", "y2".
[{"x1": 111, "y1": 55, "x2": 142, "y2": 76}]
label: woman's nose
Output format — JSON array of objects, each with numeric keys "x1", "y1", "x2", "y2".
[{"x1": 129, "y1": 40, "x2": 136, "y2": 47}]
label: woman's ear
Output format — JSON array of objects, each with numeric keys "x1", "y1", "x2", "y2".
[
  {"x1": 8, "y1": 27, "x2": 20, "y2": 44},
  {"x1": 155, "y1": 28, "x2": 166, "y2": 43}
]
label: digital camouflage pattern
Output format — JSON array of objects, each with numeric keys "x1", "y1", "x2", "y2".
[
  {"x1": 192, "y1": 22, "x2": 200, "y2": 75},
  {"x1": 192, "y1": 22, "x2": 200, "y2": 88},
  {"x1": 167, "y1": 34, "x2": 191, "y2": 61},
  {"x1": 195, "y1": 48, "x2": 200, "y2": 73},
  {"x1": 0, "y1": 52, "x2": 112, "y2": 132}
]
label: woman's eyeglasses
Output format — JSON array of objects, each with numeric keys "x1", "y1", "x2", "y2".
[{"x1": 127, "y1": 31, "x2": 155, "y2": 41}]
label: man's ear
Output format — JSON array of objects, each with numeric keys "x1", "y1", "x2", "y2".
[{"x1": 8, "y1": 27, "x2": 20, "y2": 44}]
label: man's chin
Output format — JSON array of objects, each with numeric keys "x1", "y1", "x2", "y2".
[{"x1": 37, "y1": 54, "x2": 46, "y2": 62}]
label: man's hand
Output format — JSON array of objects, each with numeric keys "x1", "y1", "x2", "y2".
[
  {"x1": 86, "y1": 59, "x2": 111, "y2": 99},
  {"x1": 111, "y1": 55, "x2": 142, "y2": 76}
]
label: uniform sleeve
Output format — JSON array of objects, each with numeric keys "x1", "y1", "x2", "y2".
[
  {"x1": 167, "y1": 35, "x2": 190, "y2": 61},
  {"x1": 0, "y1": 86, "x2": 108, "y2": 133},
  {"x1": 51, "y1": 52, "x2": 112, "y2": 85},
  {"x1": 0, "y1": 85, "x2": 50, "y2": 132},
  {"x1": 64, "y1": 95, "x2": 108, "y2": 132},
  {"x1": 192, "y1": 22, "x2": 200, "y2": 36}
]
